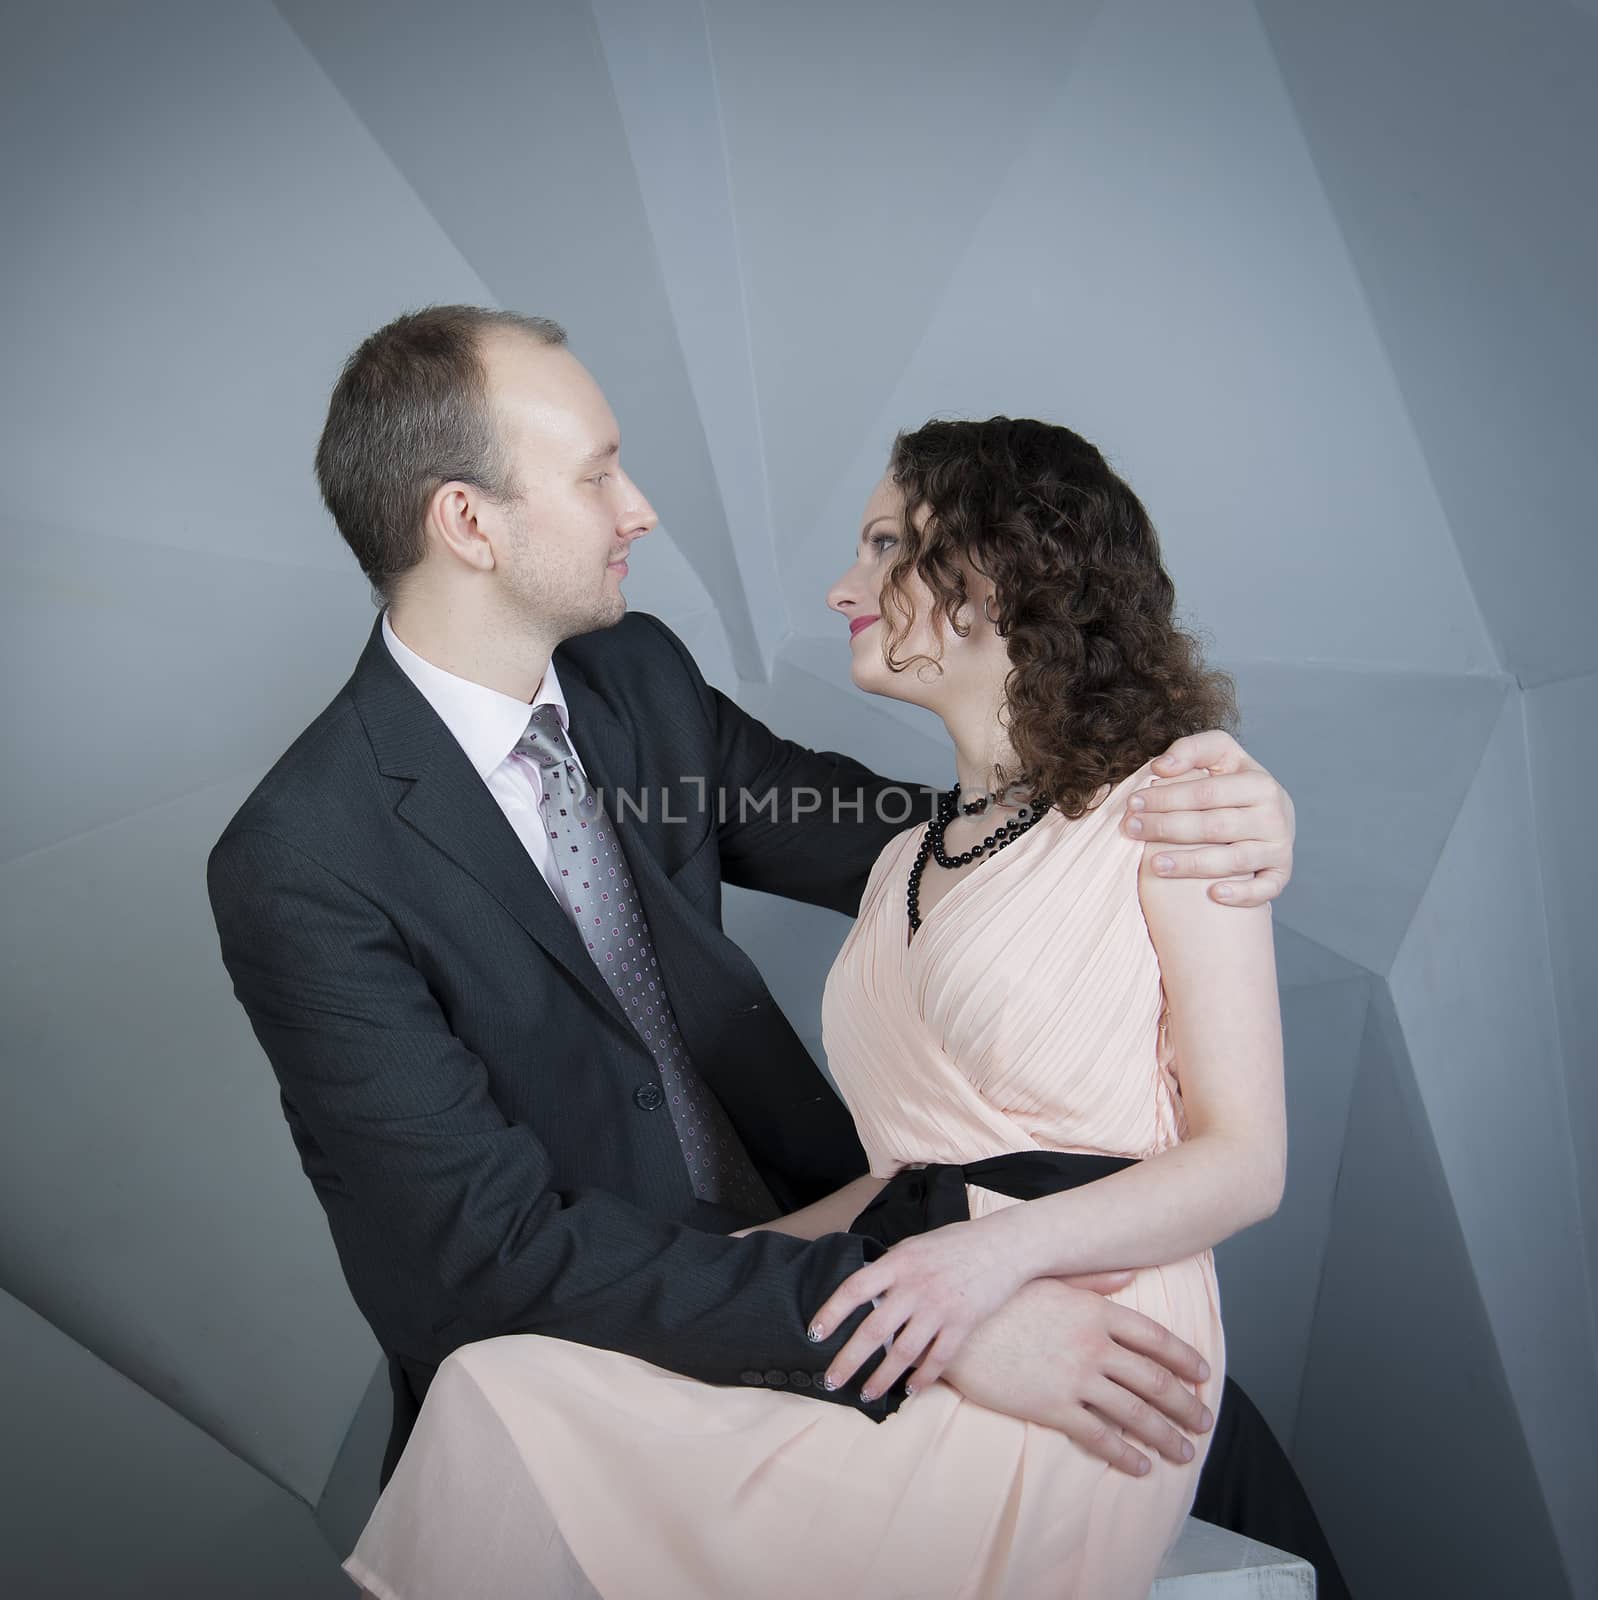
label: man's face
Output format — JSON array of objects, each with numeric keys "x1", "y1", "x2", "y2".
[{"x1": 478, "y1": 332, "x2": 657, "y2": 640}]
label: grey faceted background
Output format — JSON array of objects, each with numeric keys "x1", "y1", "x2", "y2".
[{"x1": 2, "y1": 1, "x2": 1593, "y2": 1596}]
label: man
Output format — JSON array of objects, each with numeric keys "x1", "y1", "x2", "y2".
[{"x1": 207, "y1": 304, "x2": 1311, "y2": 1546}]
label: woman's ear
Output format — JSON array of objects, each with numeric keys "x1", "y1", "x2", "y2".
[{"x1": 965, "y1": 574, "x2": 1004, "y2": 636}]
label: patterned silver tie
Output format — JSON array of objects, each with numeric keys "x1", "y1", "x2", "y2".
[{"x1": 515, "y1": 704, "x2": 777, "y2": 1221}]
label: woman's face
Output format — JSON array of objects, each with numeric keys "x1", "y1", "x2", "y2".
[{"x1": 826, "y1": 472, "x2": 1002, "y2": 711}]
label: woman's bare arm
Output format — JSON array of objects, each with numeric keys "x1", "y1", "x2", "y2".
[
  {"x1": 993, "y1": 852, "x2": 1286, "y2": 1278},
  {"x1": 730, "y1": 1174, "x2": 888, "y2": 1241}
]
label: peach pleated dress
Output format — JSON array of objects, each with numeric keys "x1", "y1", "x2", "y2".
[{"x1": 343, "y1": 758, "x2": 1226, "y2": 1600}]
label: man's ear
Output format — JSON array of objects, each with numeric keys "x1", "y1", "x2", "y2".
[{"x1": 430, "y1": 480, "x2": 497, "y2": 574}]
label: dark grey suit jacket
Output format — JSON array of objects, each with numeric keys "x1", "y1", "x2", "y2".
[{"x1": 206, "y1": 608, "x2": 939, "y2": 1481}]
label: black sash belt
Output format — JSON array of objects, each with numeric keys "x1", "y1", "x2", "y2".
[{"x1": 847, "y1": 1150, "x2": 1141, "y2": 1247}]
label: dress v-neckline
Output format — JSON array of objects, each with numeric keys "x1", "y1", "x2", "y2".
[{"x1": 905, "y1": 807, "x2": 1059, "y2": 945}]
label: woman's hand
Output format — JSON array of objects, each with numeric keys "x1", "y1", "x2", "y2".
[{"x1": 807, "y1": 1217, "x2": 1033, "y2": 1402}]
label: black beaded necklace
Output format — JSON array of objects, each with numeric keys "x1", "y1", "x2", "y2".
[{"x1": 906, "y1": 782, "x2": 1050, "y2": 937}]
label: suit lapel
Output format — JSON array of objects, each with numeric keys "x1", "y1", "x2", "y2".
[
  {"x1": 349, "y1": 614, "x2": 634, "y2": 1036},
  {"x1": 555, "y1": 665, "x2": 638, "y2": 817}
]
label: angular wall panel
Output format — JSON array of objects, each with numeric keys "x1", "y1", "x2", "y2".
[
  {"x1": 1272, "y1": 925, "x2": 1368, "y2": 990},
  {"x1": 0, "y1": 0, "x2": 494, "y2": 573},
  {"x1": 1258, "y1": 0, "x2": 1598, "y2": 687},
  {"x1": 1523, "y1": 670, "x2": 1598, "y2": 1314},
  {"x1": 1212, "y1": 977, "x2": 1367, "y2": 1448},
  {"x1": 590, "y1": 0, "x2": 791, "y2": 671},
  {"x1": 315, "y1": 1359, "x2": 395, "y2": 1558},
  {"x1": 0, "y1": 521, "x2": 375, "y2": 864},
  {"x1": 707, "y1": 0, "x2": 1104, "y2": 564},
  {"x1": 1223, "y1": 662, "x2": 1508, "y2": 972},
  {"x1": 1293, "y1": 993, "x2": 1574, "y2": 1600},
  {"x1": 1389, "y1": 692, "x2": 1598, "y2": 1589},
  {"x1": 0, "y1": 1289, "x2": 350, "y2": 1598},
  {"x1": 782, "y1": 0, "x2": 1499, "y2": 680}
]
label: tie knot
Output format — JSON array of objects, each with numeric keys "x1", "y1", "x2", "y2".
[
  {"x1": 516, "y1": 704, "x2": 590, "y2": 803},
  {"x1": 516, "y1": 703, "x2": 570, "y2": 763}
]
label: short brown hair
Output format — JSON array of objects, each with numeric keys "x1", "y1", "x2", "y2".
[
  {"x1": 880, "y1": 416, "x2": 1239, "y2": 818},
  {"x1": 314, "y1": 305, "x2": 566, "y2": 603}
]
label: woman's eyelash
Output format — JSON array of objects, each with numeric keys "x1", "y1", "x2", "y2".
[
  {"x1": 590, "y1": 472, "x2": 611, "y2": 485},
  {"x1": 869, "y1": 533, "x2": 898, "y2": 552}
]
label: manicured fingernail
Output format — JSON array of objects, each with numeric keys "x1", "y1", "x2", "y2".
[
  {"x1": 1127, "y1": 818, "x2": 1143, "y2": 835},
  {"x1": 1198, "y1": 1359, "x2": 1210, "y2": 1380},
  {"x1": 1200, "y1": 1407, "x2": 1214, "y2": 1429},
  {"x1": 861, "y1": 1387, "x2": 878, "y2": 1402},
  {"x1": 1128, "y1": 795, "x2": 1146, "y2": 812},
  {"x1": 1136, "y1": 1458, "x2": 1150, "y2": 1475},
  {"x1": 823, "y1": 1375, "x2": 838, "y2": 1391},
  {"x1": 1181, "y1": 1441, "x2": 1195, "y2": 1461},
  {"x1": 807, "y1": 1324, "x2": 823, "y2": 1342},
  {"x1": 1215, "y1": 885, "x2": 1233, "y2": 900},
  {"x1": 1155, "y1": 855, "x2": 1174, "y2": 873},
  {"x1": 905, "y1": 1382, "x2": 916, "y2": 1396}
]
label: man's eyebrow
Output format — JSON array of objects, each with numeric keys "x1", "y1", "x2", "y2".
[{"x1": 579, "y1": 440, "x2": 620, "y2": 468}]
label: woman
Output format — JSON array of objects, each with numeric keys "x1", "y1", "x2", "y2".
[{"x1": 347, "y1": 417, "x2": 1285, "y2": 1599}]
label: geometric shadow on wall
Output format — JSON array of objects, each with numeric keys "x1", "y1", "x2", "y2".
[
  {"x1": 0, "y1": 1287, "x2": 350, "y2": 1599},
  {"x1": 1211, "y1": 974, "x2": 1369, "y2": 1453},
  {"x1": 314, "y1": 1360, "x2": 399, "y2": 1563},
  {"x1": 1290, "y1": 987, "x2": 1573, "y2": 1600},
  {"x1": 1223, "y1": 660, "x2": 1508, "y2": 977}
]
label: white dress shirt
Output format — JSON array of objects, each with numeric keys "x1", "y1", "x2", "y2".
[{"x1": 381, "y1": 608, "x2": 588, "y2": 904}]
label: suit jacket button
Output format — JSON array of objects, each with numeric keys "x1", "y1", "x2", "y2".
[
  {"x1": 739, "y1": 1370, "x2": 764, "y2": 1386},
  {"x1": 634, "y1": 1083, "x2": 664, "y2": 1111},
  {"x1": 763, "y1": 1369, "x2": 788, "y2": 1387},
  {"x1": 787, "y1": 1370, "x2": 812, "y2": 1389}
]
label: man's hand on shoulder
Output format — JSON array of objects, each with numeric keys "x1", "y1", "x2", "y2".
[
  {"x1": 1123, "y1": 730, "x2": 1295, "y2": 909},
  {"x1": 940, "y1": 1278, "x2": 1213, "y2": 1477}
]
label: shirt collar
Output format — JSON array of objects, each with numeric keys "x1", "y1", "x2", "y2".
[{"x1": 381, "y1": 607, "x2": 572, "y2": 781}]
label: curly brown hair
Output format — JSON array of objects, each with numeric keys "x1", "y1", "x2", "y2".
[{"x1": 879, "y1": 416, "x2": 1238, "y2": 819}]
